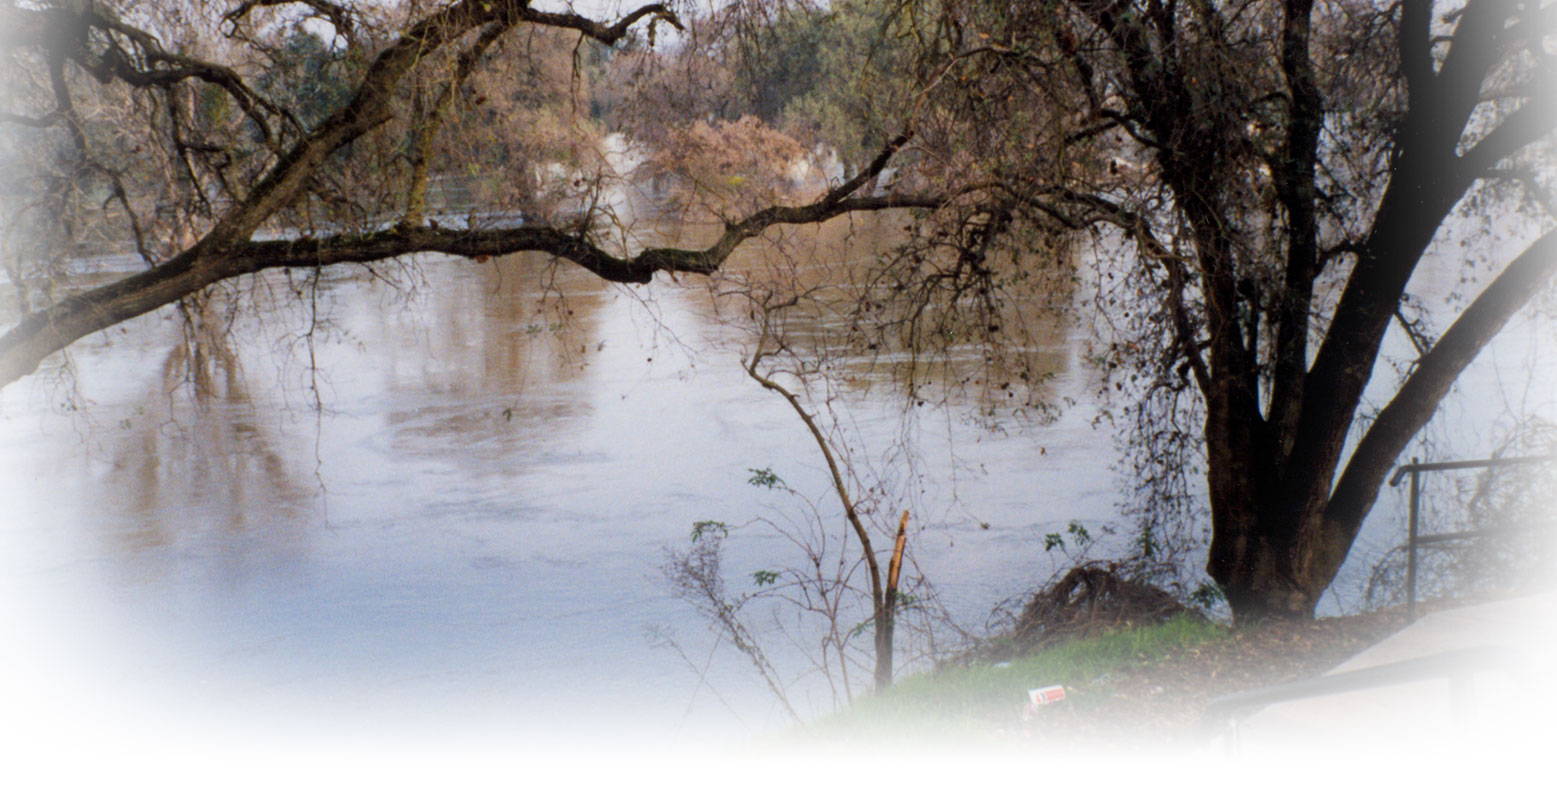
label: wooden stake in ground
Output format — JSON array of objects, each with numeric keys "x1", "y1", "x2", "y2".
[{"x1": 876, "y1": 509, "x2": 910, "y2": 692}]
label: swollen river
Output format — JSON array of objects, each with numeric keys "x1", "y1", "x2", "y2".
[{"x1": 1, "y1": 212, "x2": 1551, "y2": 754}]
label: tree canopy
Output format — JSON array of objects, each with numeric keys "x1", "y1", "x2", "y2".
[{"x1": 0, "y1": 0, "x2": 948, "y2": 388}]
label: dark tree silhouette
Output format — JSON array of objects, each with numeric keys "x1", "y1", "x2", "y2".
[{"x1": 960, "y1": 0, "x2": 1557, "y2": 619}]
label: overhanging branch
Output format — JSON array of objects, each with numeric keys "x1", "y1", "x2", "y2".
[
  {"x1": 0, "y1": 179, "x2": 947, "y2": 388},
  {"x1": 233, "y1": 191, "x2": 951, "y2": 284},
  {"x1": 517, "y1": 3, "x2": 683, "y2": 45}
]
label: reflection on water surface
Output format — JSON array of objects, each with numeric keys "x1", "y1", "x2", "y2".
[
  {"x1": 0, "y1": 216, "x2": 1112, "y2": 746},
  {"x1": 2, "y1": 213, "x2": 1548, "y2": 749}
]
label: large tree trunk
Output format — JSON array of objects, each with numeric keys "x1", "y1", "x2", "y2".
[
  {"x1": 1208, "y1": 506, "x2": 1347, "y2": 622},
  {"x1": 1209, "y1": 229, "x2": 1557, "y2": 623},
  {"x1": 1204, "y1": 414, "x2": 1325, "y2": 622},
  {"x1": 1190, "y1": 0, "x2": 1557, "y2": 624},
  {"x1": 1209, "y1": 529, "x2": 1316, "y2": 622}
]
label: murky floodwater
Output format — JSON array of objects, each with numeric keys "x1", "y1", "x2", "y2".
[
  {"x1": 0, "y1": 213, "x2": 1115, "y2": 748},
  {"x1": 1, "y1": 212, "x2": 1551, "y2": 752}
]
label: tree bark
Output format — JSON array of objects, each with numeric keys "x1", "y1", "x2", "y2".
[{"x1": 1209, "y1": 515, "x2": 1319, "y2": 622}]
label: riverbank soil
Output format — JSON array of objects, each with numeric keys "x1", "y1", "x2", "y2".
[
  {"x1": 1015, "y1": 586, "x2": 1557, "y2": 750},
  {"x1": 802, "y1": 587, "x2": 1546, "y2": 752},
  {"x1": 1016, "y1": 606, "x2": 1412, "y2": 749}
]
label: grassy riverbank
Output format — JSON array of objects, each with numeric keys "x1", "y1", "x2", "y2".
[{"x1": 798, "y1": 606, "x2": 1411, "y2": 750}]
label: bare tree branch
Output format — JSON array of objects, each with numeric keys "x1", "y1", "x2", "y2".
[
  {"x1": 223, "y1": 0, "x2": 358, "y2": 42},
  {"x1": 517, "y1": 3, "x2": 684, "y2": 45},
  {"x1": 402, "y1": 20, "x2": 515, "y2": 227}
]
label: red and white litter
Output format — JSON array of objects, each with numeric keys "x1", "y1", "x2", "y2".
[{"x1": 1021, "y1": 684, "x2": 1066, "y2": 720}]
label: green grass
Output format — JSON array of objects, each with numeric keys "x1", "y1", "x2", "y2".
[{"x1": 804, "y1": 614, "x2": 1227, "y2": 739}]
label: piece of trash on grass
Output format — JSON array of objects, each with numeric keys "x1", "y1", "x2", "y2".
[
  {"x1": 1021, "y1": 684, "x2": 1066, "y2": 721},
  {"x1": 1029, "y1": 684, "x2": 1065, "y2": 705}
]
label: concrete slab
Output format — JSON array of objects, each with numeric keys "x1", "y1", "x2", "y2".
[{"x1": 1223, "y1": 591, "x2": 1557, "y2": 756}]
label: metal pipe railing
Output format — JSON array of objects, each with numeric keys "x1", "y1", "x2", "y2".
[{"x1": 1387, "y1": 455, "x2": 1554, "y2": 621}]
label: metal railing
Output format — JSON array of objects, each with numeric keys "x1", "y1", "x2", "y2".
[{"x1": 1387, "y1": 455, "x2": 1554, "y2": 621}]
